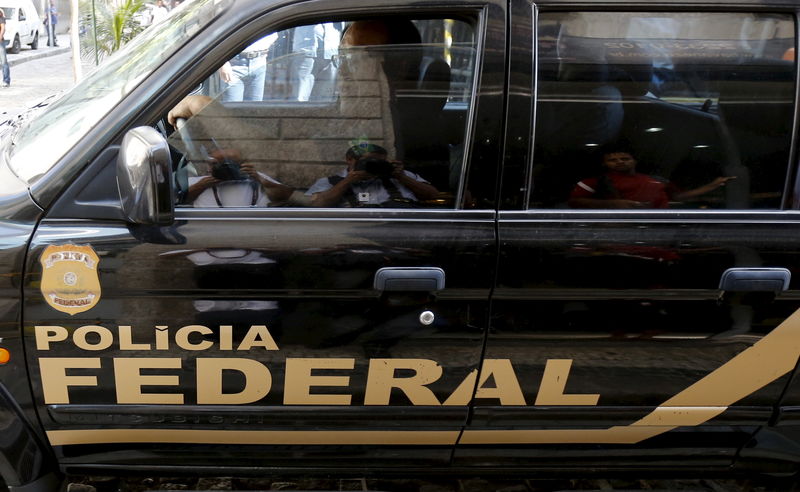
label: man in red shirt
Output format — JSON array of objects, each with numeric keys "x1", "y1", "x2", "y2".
[{"x1": 569, "y1": 147, "x2": 735, "y2": 209}]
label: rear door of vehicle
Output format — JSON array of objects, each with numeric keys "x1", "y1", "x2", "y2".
[
  {"x1": 456, "y1": 1, "x2": 800, "y2": 471},
  {"x1": 22, "y1": 0, "x2": 505, "y2": 472}
]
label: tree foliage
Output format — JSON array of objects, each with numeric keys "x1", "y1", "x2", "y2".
[{"x1": 80, "y1": 0, "x2": 146, "y2": 61}]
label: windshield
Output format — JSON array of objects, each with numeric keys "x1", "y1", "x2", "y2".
[{"x1": 7, "y1": 0, "x2": 231, "y2": 185}]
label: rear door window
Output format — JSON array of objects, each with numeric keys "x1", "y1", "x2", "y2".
[{"x1": 531, "y1": 12, "x2": 795, "y2": 210}]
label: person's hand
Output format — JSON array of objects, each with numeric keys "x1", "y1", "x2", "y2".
[
  {"x1": 239, "y1": 162, "x2": 262, "y2": 182},
  {"x1": 391, "y1": 160, "x2": 405, "y2": 179},
  {"x1": 240, "y1": 162, "x2": 294, "y2": 203},
  {"x1": 710, "y1": 176, "x2": 737, "y2": 189},
  {"x1": 167, "y1": 95, "x2": 213, "y2": 127},
  {"x1": 218, "y1": 62, "x2": 234, "y2": 83},
  {"x1": 185, "y1": 175, "x2": 221, "y2": 203},
  {"x1": 345, "y1": 169, "x2": 371, "y2": 182},
  {"x1": 187, "y1": 176, "x2": 220, "y2": 195}
]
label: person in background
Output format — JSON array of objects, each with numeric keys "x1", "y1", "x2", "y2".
[
  {"x1": 150, "y1": 0, "x2": 169, "y2": 24},
  {"x1": 0, "y1": 10, "x2": 10, "y2": 88},
  {"x1": 306, "y1": 143, "x2": 438, "y2": 207},
  {"x1": 568, "y1": 144, "x2": 736, "y2": 209},
  {"x1": 187, "y1": 148, "x2": 293, "y2": 207},
  {"x1": 288, "y1": 23, "x2": 341, "y2": 101},
  {"x1": 45, "y1": 0, "x2": 58, "y2": 47},
  {"x1": 219, "y1": 33, "x2": 277, "y2": 102},
  {"x1": 168, "y1": 19, "x2": 420, "y2": 123}
]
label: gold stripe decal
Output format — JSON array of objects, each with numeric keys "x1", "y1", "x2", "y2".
[
  {"x1": 42, "y1": 309, "x2": 800, "y2": 447},
  {"x1": 46, "y1": 429, "x2": 459, "y2": 446},
  {"x1": 462, "y1": 307, "x2": 800, "y2": 445}
]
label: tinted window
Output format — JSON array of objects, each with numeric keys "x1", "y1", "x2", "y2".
[
  {"x1": 531, "y1": 12, "x2": 795, "y2": 210},
  {"x1": 171, "y1": 17, "x2": 478, "y2": 209}
]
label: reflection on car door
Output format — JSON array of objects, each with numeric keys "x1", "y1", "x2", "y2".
[
  {"x1": 21, "y1": 0, "x2": 506, "y2": 471},
  {"x1": 455, "y1": 2, "x2": 800, "y2": 472}
]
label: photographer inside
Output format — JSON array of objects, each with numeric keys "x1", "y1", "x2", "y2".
[
  {"x1": 187, "y1": 147, "x2": 294, "y2": 207},
  {"x1": 306, "y1": 143, "x2": 439, "y2": 207}
]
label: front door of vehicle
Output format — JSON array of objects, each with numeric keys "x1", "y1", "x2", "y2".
[
  {"x1": 22, "y1": 1, "x2": 505, "y2": 471},
  {"x1": 456, "y1": 4, "x2": 800, "y2": 471}
]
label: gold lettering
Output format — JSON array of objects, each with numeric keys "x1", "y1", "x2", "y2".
[
  {"x1": 474, "y1": 359, "x2": 526, "y2": 405},
  {"x1": 444, "y1": 360, "x2": 526, "y2": 405},
  {"x1": 114, "y1": 358, "x2": 183, "y2": 404},
  {"x1": 443, "y1": 369, "x2": 477, "y2": 405},
  {"x1": 35, "y1": 326, "x2": 68, "y2": 350},
  {"x1": 237, "y1": 325, "x2": 279, "y2": 351},
  {"x1": 155, "y1": 326, "x2": 169, "y2": 350},
  {"x1": 39, "y1": 357, "x2": 101, "y2": 404},
  {"x1": 284, "y1": 358, "x2": 354, "y2": 405},
  {"x1": 118, "y1": 326, "x2": 151, "y2": 351},
  {"x1": 73, "y1": 325, "x2": 113, "y2": 351},
  {"x1": 364, "y1": 359, "x2": 441, "y2": 405},
  {"x1": 175, "y1": 325, "x2": 213, "y2": 351},
  {"x1": 219, "y1": 325, "x2": 233, "y2": 351},
  {"x1": 535, "y1": 359, "x2": 599, "y2": 406},
  {"x1": 196, "y1": 358, "x2": 271, "y2": 404}
]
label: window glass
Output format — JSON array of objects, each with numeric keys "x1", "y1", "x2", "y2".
[
  {"x1": 8, "y1": 0, "x2": 231, "y2": 184},
  {"x1": 531, "y1": 12, "x2": 795, "y2": 210},
  {"x1": 170, "y1": 17, "x2": 478, "y2": 209}
]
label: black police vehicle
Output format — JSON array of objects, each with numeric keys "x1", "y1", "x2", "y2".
[{"x1": 1, "y1": 0, "x2": 800, "y2": 489}]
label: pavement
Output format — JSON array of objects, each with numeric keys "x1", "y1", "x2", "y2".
[
  {"x1": 7, "y1": 33, "x2": 71, "y2": 67},
  {"x1": 0, "y1": 33, "x2": 93, "y2": 120}
]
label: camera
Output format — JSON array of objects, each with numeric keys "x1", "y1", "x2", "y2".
[
  {"x1": 211, "y1": 160, "x2": 246, "y2": 181},
  {"x1": 355, "y1": 157, "x2": 394, "y2": 178}
]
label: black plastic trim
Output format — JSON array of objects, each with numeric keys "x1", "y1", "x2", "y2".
[
  {"x1": 46, "y1": 146, "x2": 126, "y2": 221},
  {"x1": 0, "y1": 386, "x2": 59, "y2": 487}
]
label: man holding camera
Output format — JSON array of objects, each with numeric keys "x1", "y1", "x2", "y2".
[
  {"x1": 187, "y1": 148, "x2": 293, "y2": 207},
  {"x1": 306, "y1": 143, "x2": 438, "y2": 208}
]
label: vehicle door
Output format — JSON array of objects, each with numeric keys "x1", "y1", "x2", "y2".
[
  {"x1": 455, "y1": 2, "x2": 800, "y2": 471},
  {"x1": 17, "y1": 3, "x2": 33, "y2": 43},
  {"x1": 21, "y1": 0, "x2": 505, "y2": 471}
]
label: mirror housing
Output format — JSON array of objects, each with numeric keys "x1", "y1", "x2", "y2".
[{"x1": 116, "y1": 126, "x2": 174, "y2": 225}]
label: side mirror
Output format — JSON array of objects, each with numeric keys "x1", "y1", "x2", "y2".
[{"x1": 116, "y1": 126, "x2": 174, "y2": 225}]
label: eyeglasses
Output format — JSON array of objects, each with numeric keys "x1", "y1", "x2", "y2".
[
  {"x1": 330, "y1": 45, "x2": 403, "y2": 68},
  {"x1": 331, "y1": 48, "x2": 374, "y2": 68}
]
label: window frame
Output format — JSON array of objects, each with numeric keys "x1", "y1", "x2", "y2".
[{"x1": 168, "y1": 8, "x2": 492, "y2": 214}]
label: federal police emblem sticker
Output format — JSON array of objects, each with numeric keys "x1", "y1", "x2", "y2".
[{"x1": 40, "y1": 244, "x2": 101, "y2": 315}]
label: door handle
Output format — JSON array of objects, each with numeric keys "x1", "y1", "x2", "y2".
[
  {"x1": 374, "y1": 267, "x2": 445, "y2": 292},
  {"x1": 719, "y1": 267, "x2": 791, "y2": 292}
]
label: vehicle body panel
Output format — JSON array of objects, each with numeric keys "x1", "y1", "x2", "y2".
[{"x1": 0, "y1": 0, "x2": 800, "y2": 485}]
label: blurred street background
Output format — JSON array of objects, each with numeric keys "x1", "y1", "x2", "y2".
[{"x1": 1, "y1": 34, "x2": 91, "y2": 119}]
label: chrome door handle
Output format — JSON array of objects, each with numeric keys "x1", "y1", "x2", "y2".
[
  {"x1": 719, "y1": 267, "x2": 791, "y2": 292},
  {"x1": 374, "y1": 267, "x2": 445, "y2": 292}
]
